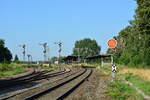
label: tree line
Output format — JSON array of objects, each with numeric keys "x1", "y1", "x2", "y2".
[
  {"x1": 107, "y1": 0, "x2": 150, "y2": 67},
  {"x1": 0, "y1": 39, "x2": 12, "y2": 63}
]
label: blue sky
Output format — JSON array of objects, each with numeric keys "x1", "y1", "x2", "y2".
[{"x1": 0, "y1": 0, "x2": 136, "y2": 61}]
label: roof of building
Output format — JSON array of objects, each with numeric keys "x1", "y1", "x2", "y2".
[
  {"x1": 85, "y1": 54, "x2": 112, "y2": 59},
  {"x1": 62, "y1": 55, "x2": 79, "y2": 61}
]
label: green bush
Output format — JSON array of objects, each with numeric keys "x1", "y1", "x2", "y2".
[
  {"x1": 106, "y1": 80, "x2": 144, "y2": 100},
  {"x1": 0, "y1": 66, "x2": 25, "y2": 76},
  {"x1": 0, "y1": 63, "x2": 13, "y2": 71},
  {"x1": 118, "y1": 52, "x2": 130, "y2": 65},
  {"x1": 122, "y1": 73, "x2": 133, "y2": 81}
]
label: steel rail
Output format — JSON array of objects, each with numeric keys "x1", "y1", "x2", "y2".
[
  {"x1": 24, "y1": 69, "x2": 87, "y2": 100},
  {"x1": 57, "y1": 69, "x2": 92, "y2": 100},
  {"x1": 0, "y1": 68, "x2": 68, "y2": 89},
  {"x1": 1, "y1": 68, "x2": 81, "y2": 100}
]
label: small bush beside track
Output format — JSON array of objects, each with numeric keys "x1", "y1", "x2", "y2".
[{"x1": 0, "y1": 63, "x2": 28, "y2": 77}]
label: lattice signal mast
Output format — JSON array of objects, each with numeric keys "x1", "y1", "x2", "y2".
[
  {"x1": 27, "y1": 54, "x2": 32, "y2": 62},
  {"x1": 19, "y1": 44, "x2": 26, "y2": 61},
  {"x1": 54, "y1": 42, "x2": 62, "y2": 62},
  {"x1": 46, "y1": 45, "x2": 50, "y2": 60},
  {"x1": 39, "y1": 43, "x2": 47, "y2": 62}
]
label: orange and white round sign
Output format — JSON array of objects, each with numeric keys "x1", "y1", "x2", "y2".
[{"x1": 107, "y1": 39, "x2": 117, "y2": 48}]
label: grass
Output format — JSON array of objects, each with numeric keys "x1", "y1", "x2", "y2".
[
  {"x1": 119, "y1": 73, "x2": 150, "y2": 96},
  {"x1": 118, "y1": 66, "x2": 150, "y2": 96},
  {"x1": 106, "y1": 80, "x2": 144, "y2": 100},
  {"x1": 0, "y1": 66, "x2": 26, "y2": 76},
  {"x1": 99, "y1": 65, "x2": 147, "y2": 100},
  {"x1": 100, "y1": 66, "x2": 111, "y2": 71},
  {"x1": 99, "y1": 65, "x2": 112, "y2": 77},
  {"x1": 46, "y1": 66, "x2": 57, "y2": 71},
  {"x1": 0, "y1": 63, "x2": 28, "y2": 77},
  {"x1": 42, "y1": 64, "x2": 58, "y2": 71},
  {"x1": 119, "y1": 68, "x2": 150, "y2": 81}
]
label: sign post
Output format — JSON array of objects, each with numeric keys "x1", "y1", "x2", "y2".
[
  {"x1": 107, "y1": 39, "x2": 117, "y2": 82},
  {"x1": 107, "y1": 39, "x2": 117, "y2": 64}
]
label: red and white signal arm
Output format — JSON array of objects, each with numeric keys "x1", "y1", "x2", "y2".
[{"x1": 107, "y1": 39, "x2": 117, "y2": 48}]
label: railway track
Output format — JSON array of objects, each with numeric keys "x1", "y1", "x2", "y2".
[
  {"x1": 0, "y1": 68, "x2": 79, "y2": 100},
  {"x1": 0, "y1": 68, "x2": 72, "y2": 100},
  {"x1": 0, "y1": 68, "x2": 70, "y2": 90},
  {"x1": 0, "y1": 67, "x2": 92, "y2": 100},
  {"x1": 23, "y1": 68, "x2": 92, "y2": 100},
  {"x1": 0, "y1": 70, "x2": 51, "y2": 87},
  {"x1": 0, "y1": 69, "x2": 36, "y2": 82},
  {"x1": 57, "y1": 69, "x2": 92, "y2": 100}
]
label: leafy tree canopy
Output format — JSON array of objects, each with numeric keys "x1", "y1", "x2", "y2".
[{"x1": 72, "y1": 38, "x2": 101, "y2": 59}]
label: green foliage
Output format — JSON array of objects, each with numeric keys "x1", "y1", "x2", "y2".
[
  {"x1": 44, "y1": 66, "x2": 57, "y2": 71},
  {"x1": 107, "y1": 0, "x2": 150, "y2": 67},
  {"x1": 72, "y1": 38, "x2": 101, "y2": 61},
  {"x1": 50, "y1": 56, "x2": 58, "y2": 63},
  {"x1": 121, "y1": 73, "x2": 150, "y2": 96},
  {"x1": 50, "y1": 56, "x2": 65, "y2": 63},
  {"x1": 0, "y1": 40, "x2": 4, "y2": 47},
  {"x1": 0, "y1": 63, "x2": 13, "y2": 71},
  {"x1": 14, "y1": 55, "x2": 19, "y2": 63},
  {"x1": 86, "y1": 58, "x2": 101, "y2": 64},
  {"x1": 100, "y1": 66, "x2": 111, "y2": 72},
  {"x1": 0, "y1": 39, "x2": 12, "y2": 63},
  {"x1": 0, "y1": 66, "x2": 25, "y2": 76},
  {"x1": 106, "y1": 81, "x2": 144, "y2": 100}
]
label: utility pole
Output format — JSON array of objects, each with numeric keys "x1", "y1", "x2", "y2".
[
  {"x1": 54, "y1": 42, "x2": 62, "y2": 63},
  {"x1": 39, "y1": 43, "x2": 47, "y2": 62},
  {"x1": 19, "y1": 44, "x2": 26, "y2": 62}
]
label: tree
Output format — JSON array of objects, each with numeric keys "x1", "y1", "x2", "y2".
[
  {"x1": 0, "y1": 40, "x2": 4, "y2": 47},
  {"x1": 50, "y1": 56, "x2": 65, "y2": 63},
  {"x1": 14, "y1": 55, "x2": 19, "y2": 62},
  {"x1": 0, "y1": 39, "x2": 12, "y2": 63},
  {"x1": 72, "y1": 38, "x2": 101, "y2": 60},
  {"x1": 135, "y1": 0, "x2": 150, "y2": 65},
  {"x1": 108, "y1": 0, "x2": 150, "y2": 67},
  {"x1": 50, "y1": 56, "x2": 58, "y2": 63}
]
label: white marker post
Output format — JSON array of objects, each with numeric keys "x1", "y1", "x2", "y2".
[{"x1": 112, "y1": 64, "x2": 117, "y2": 82}]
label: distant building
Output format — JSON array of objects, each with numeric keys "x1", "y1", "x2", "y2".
[
  {"x1": 62, "y1": 55, "x2": 79, "y2": 63},
  {"x1": 85, "y1": 54, "x2": 113, "y2": 66}
]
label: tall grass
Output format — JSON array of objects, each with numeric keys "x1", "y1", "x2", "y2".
[
  {"x1": 119, "y1": 68, "x2": 150, "y2": 82},
  {"x1": 0, "y1": 63, "x2": 27, "y2": 76},
  {"x1": 106, "y1": 80, "x2": 144, "y2": 100},
  {"x1": 0, "y1": 63, "x2": 13, "y2": 71},
  {"x1": 0, "y1": 67, "x2": 25, "y2": 76}
]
